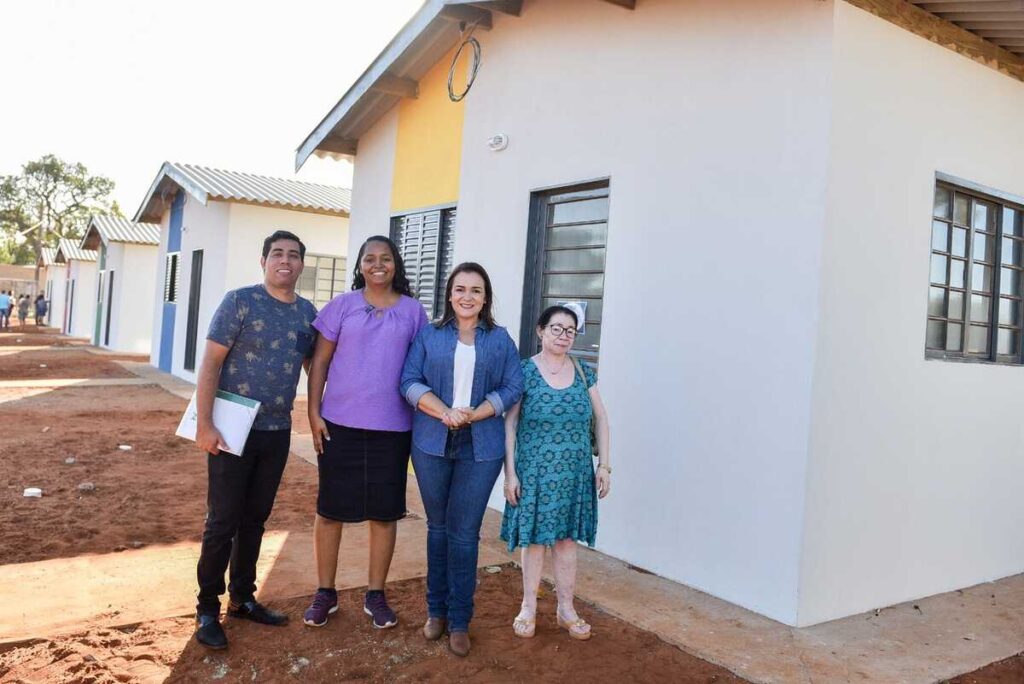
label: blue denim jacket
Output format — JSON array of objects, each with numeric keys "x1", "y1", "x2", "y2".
[{"x1": 400, "y1": 320, "x2": 524, "y2": 462}]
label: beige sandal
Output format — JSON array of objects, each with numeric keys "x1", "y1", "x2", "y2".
[
  {"x1": 512, "y1": 614, "x2": 536, "y2": 638},
  {"x1": 557, "y1": 614, "x2": 592, "y2": 640}
]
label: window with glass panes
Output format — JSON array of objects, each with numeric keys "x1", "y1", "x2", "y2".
[
  {"x1": 521, "y1": 181, "x2": 609, "y2": 364},
  {"x1": 297, "y1": 254, "x2": 347, "y2": 310},
  {"x1": 927, "y1": 183, "x2": 1024, "y2": 362}
]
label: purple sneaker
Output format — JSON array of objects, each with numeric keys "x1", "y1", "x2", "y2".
[
  {"x1": 303, "y1": 589, "x2": 338, "y2": 627},
  {"x1": 363, "y1": 590, "x2": 397, "y2": 629}
]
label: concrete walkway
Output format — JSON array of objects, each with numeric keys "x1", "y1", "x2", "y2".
[{"x1": 4, "y1": 338, "x2": 1023, "y2": 681}]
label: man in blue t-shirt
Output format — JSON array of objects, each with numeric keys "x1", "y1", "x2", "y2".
[
  {"x1": 192, "y1": 230, "x2": 317, "y2": 650},
  {"x1": 0, "y1": 291, "x2": 10, "y2": 329}
]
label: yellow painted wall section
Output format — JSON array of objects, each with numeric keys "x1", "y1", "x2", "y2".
[{"x1": 391, "y1": 47, "x2": 466, "y2": 213}]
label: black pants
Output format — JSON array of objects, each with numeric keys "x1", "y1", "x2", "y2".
[{"x1": 196, "y1": 429, "x2": 290, "y2": 616}]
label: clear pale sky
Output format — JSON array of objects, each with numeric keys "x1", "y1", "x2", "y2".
[{"x1": 0, "y1": 0, "x2": 423, "y2": 216}]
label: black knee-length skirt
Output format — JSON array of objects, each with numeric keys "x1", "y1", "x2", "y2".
[{"x1": 317, "y1": 420, "x2": 411, "y2": 522}]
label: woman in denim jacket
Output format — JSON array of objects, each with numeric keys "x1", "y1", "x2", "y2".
[{"x1": 400, "y1": 262, "x2": 524, "y2": 657}]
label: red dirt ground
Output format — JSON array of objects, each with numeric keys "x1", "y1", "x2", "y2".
[
  {"x1": 0, "y1": 342, "x2": 751, "y2": 683},
  {"x1": 946, "y1": 654, "x2": 1024, "y2": 683},
  {"x1": 0, "y1": 339, "x2": 1018, "y2": 683},
  {"x1": 0, "y1": 384, "x2": 317, "y2": 564},
  {"x1": 0, "y1": 571, "x2": 749, "y2": 684},
  {"x1": 0, "y1": 327, "x2": 84, "y2": 347},
  {"x1": 0, "y1": 349, "x2": 141, "y2": 380}
]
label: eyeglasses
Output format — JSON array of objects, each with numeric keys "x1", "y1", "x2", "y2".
[{"x1": 547, "y1": 324, "x2": 577, "y2": 339}]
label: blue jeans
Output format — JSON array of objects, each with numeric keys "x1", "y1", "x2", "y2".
[{"x1": 411, "y1": 429, "x2": 503, "y2": 632}]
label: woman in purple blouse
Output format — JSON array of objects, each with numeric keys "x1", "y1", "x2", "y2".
[{"x1": 302, "y1": 235, "x2": 428, "y2": 630}]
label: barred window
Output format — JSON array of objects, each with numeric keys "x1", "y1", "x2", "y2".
[
  {"x1": 297, "y1": 254, "x2": 347, "y2": 310},
  {"x1": 521, "y1": 182, "x2": 609, "y2": 364},
  {"x1": 927, "y1": 182, "x2": 1024, "y2": 363}
]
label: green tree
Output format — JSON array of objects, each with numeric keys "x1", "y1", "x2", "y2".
[{"x1": 0, "y1": 155, "x2": 120, "y2": 279}]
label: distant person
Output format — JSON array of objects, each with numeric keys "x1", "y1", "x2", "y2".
[
  {"x1": 0, "y1": 291, "x2": 10, "y2": 330},
  {"x1": 6, "y1": 292, "x2": 14, "y2": 325},
  {"x1": 34, "y1": 294, "x2": 48, "y2": 326},
  {"x1": 191, "y1": 230, "x2": 318, "y2": 651},
  {"x1": 16, "y1": 295, "x2": 29, "y2": 328}
]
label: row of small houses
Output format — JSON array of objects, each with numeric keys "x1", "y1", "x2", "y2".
[
  {"x1": 29, "y1": 0, "x2": 1024, "y2": 631},
  {"x1": 37, "y1": 162, "x2": 350, "y2": 382}
]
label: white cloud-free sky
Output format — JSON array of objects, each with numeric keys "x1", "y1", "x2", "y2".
[{"x1": 0, "y1": 0, "x2": 423, "y2": 215}]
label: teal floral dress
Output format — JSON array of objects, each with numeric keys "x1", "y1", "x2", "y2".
[{"x1": 500, "y1": 358, "x2": 598, "y2": 550}]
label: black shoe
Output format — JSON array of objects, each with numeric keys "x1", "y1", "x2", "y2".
[
  {"x1": 227, "y1": 600, "x2": 289, "y2": 626},
  {"x1": 195, "y1": 614, "x2": 228, "y2": 649}
]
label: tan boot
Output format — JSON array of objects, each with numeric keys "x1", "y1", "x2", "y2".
[
  {"x1": 422, "y1": 617, "x2": 446, "y2": 641},
  {"x1": 448, "y1": 630, "x2": 471, "y2": 656}
]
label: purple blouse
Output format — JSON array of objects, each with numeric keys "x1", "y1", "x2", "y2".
[{"x1": 313, "y1": 290, "x2": 428, "y2": 432}]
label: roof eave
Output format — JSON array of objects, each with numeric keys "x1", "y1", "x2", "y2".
[
  {"x1": 81, "y1": 224, "x2": 104, "y2": 251},
  {"x1": 295, "y1": 0, "x2": 463, "y2": 170},
  {"x1": 132, "y1": 162, "x2": 211, "y2": 223}
]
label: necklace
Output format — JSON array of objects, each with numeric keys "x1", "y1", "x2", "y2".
[{"x1": 538, "y1": 352, "x2": 567, "y2": 376}]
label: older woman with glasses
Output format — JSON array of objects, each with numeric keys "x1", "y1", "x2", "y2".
[{"x1": 500, "y1": 305, "x2": 611, "y2": 641}]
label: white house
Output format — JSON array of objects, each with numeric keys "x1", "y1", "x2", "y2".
[
  {"x1": 80, "y1": 216, "x2": 161, "y2": 354},
  {"x1": 53, "y1": 238, "x2": 97, "y2": 339},
  {"x1": 296, "y1": 0, "x2": 1024, "y2": 627},
  {"x1": 133, "y1": 162, "x2": 350, "y2": 383},
  {"x1": 37, "y1": 247, "x2": 66, "y2": 327}
]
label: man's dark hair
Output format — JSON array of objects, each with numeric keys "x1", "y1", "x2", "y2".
[{"x1": 262, "y1": 230, "x2": 306, "y2": 259}]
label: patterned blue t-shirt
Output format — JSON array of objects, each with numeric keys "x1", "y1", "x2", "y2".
[{"x1": 206, "y1": 284, "x2": 317, "y2": 430}]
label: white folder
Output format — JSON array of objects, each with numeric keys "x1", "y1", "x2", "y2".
[{"x1": 175, "y1": 390, "x2": 261, "y2": 456}]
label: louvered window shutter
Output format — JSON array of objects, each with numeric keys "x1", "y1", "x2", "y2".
[{"x1": 391, "y1": 208, "x2": 457, "y2": 319}]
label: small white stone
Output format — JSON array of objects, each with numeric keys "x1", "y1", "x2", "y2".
[
  {"x1": 23, "y1": 487, "x2": 42, "y2": 498},
  {"x1": 77, "y1": 482, "x2": 96, "y2": 493},
  {"x1": 64, "y1": 457, "x2": 76, "y2": 464},
  {"x1": 118, "y1": 445, "x2": 133, "y2": 451}
]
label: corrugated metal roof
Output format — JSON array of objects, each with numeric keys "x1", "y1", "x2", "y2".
[
  {"x1": 55, "y1": 238, "x2": 97, "y2": 263},
  {"x1": 86, "y1": 215, "x2": 161, "y2": 246},
  {"x1": 133, "y1": 162, "x2": 352, "y2": 222},
  {"x1": 39, "y1": 247, "x2": 58, "y2": 267}
]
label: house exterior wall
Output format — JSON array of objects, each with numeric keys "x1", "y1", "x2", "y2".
[
  {"x1": 346, "y1": 105, "x2": 400, "y2": 284},
  {"x1": 149, "y1": 210, "x2": 173, "y2": 367},
  {"x1": 345, "y1": 0, "x2": 834, "y2": 624},
  {"x1": 97, "y1": 241, "x2": 156, "y2": 353},
  {"x1": 150, "y1": 195, "x2": 348, "y2": 387},
  {"x1": 224, "y1": 202, "x2": 349, "y2": 395},
  {"x1": 391, "y1": 46, "x2": 466, "y2": 213},
  {"x1": 798, "y1": 1, "x2": 1024, "y2": 626},
  {"x1": 163, "y1": 195, "x2": 231, "y2": 384},
  {"x1": 44, "y1": 265, "x2": 67, "y2": 328},
  {"x1": 66, "y1": 259, "x2": 97, "y2": 339},
  {"x1": 224, "y1": 202, "x2": 349, "y2": 287}
]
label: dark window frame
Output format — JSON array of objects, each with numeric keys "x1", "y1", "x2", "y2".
[
  {"x1": 926, "y1": 180, "x2": 1024, "y2": 365},
  {"x1": 297, "y1": 252, "x2": 346, "y2": 310},
  {"x1": 520, "y1": 179, "x2": 610, "y2": 364},
  {"x1": 184, "y1": 249, "x2": 204, "y2": 372}
]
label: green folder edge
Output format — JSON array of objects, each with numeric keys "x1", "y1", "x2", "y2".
[{"x1": 214, "y1": 389, "x2": 261, "y2": 410}]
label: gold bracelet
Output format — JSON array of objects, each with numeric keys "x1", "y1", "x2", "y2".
[{"x1": 598, "y1": 464, "x2": 612, "y2": 474}]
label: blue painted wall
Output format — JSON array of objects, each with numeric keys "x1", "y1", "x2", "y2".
[{"x1": 158, "y1": 192, "x2": 184, "y2": 372}]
